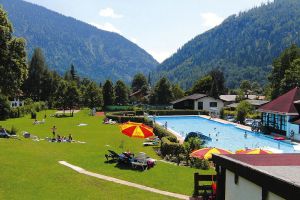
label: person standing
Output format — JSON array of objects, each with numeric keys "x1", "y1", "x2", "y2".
[{"x1": 51, "y1": 125, "x2": 57, "y2": 138}]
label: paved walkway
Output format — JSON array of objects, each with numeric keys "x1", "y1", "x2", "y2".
[{"x1": 59, "y1": 161, "x2": 190, "y2": 200}]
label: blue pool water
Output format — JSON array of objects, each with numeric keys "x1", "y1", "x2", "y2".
[{"x1": 153, "y1": 116, "x2": 299, "y2": 153}]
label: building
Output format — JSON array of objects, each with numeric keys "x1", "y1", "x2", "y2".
[
  {"x1": 258, "y1": 87, "x2": 300, "y2": 140},
  {"x1": 9, "y1": 98, "x2": 24, "y2": 108},
  {"x1": 226, "y1": 99, "x2": 269, "y2": 110},
  {"x1": 212, "y1": 154, "x2": 300, "y2": 200},
  {"x1": 171, "y1": 94, "x2": 224, "y2": 114},
  {"x1": 220, "y1": 95, "x2": 266, "y2": 107}
]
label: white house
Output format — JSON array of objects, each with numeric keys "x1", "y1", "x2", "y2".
[
  {"x1": 170, "y1": 94, "x2": 224, "y2": 114},
  {"x1": 10, "y1": 97, "x2": 24, "y2": 108},
  {"x1": 212, "y1": 154, "x2": 300, "y2": 200}
]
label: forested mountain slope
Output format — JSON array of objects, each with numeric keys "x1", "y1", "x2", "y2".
[
  {"x1": 0, "y1": 0, "x2": 158, "y2": 83},
  {"x1": 156, "y1": 0, "x2": 300, "y2": 89}
]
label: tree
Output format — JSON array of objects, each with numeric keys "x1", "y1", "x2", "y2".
[
  {"x1": 23, "y1": 48, "x2": 47, "y2": 101},
  {"x1": 65, "y1": 82, "x2": 80, "y2": 116},
  {"x1": 150, "y1": 77, "x2": 173, "y2": 105},
  {"x1": 240, "y1": 80, "x2": 252, "y2": 98},
  {"x1": 269, "y1": 44, "x2": 300, "y2": 99},
  {"x1": 251, "y1": 82, "x2": 262, "y2": 95},
  {"x1": 172, "y1": 84, "x2": 185, "y2": 100},
  {"x1": 0, "y1": 6, "x2": 27, "y2": 97},
  {"x1": 54, "y1": 80, "x2": 68, "y2": 113},
  {"x1": 183, "y1": 137, "x2": 202, "y2": 166},
  {"x1": 191, "y1": 75, "x2": 213, "y2": 94},
  {"x1": 236, "y1": 100, "x2": 254, "y2": 124},
  {"x1": 114, "y1": 80, "x2": 129, "y2": 105},
  {"x1": 209, "y1": 69, "x2": 225, "y2": 98},
  {"x1": 280, "y1": 58, "x2": 300, "y2": 94},
  {"x1": 103, "y1": 80, "x2": 115, "y2": 107},
  {"x1": 83, "y1": 82, "x2": 103, "y2": 109},
  {"x1": 0, "y1": 94, "x2": 10, "y2": 120},
  {"x1": 131, "y1": 73, "x2": 147, "y2": 92}
]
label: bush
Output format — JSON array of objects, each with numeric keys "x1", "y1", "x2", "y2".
[
  {"x1": 0, "y1": 94, "x2": 10, "y2": 120},
  {"x1": 9, "y1": 101, "x2": 46, "y2": 119},
  {"x1": 191, "y1": 158, "x2": 210, "y2": 170},
  {"x1": 160, "y1": 137, "x2": 184, "y2": 157},
  {"x1": 153, "y1": 124, "x2": 177, "y2": 140},
  {"x1": 9, "y1": 126, "x2": 18, "y2": 135}
]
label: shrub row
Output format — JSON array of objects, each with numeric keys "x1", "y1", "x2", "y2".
[
  {"x1": 160, "y1": 137, "x2": 184, "y2": 157},
  {"x1": 148, "y1": 110, "x2": 209, "y2": 116},
  {"x1": 9, "y1": 101, "x2": 46, "y2": 118}
]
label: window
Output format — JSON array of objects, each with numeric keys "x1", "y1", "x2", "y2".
[
  {"x1": 210, "y1": 102, "x2": 217, "y2": 107},
  {"x1": 198, "y1": 102, "x2": 203, "y2": 110}
]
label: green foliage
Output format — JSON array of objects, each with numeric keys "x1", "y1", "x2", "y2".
[
  {"x1": 236, "y1": 100, "x2": 254, "y2": 124},
  {"x1": 160, "y1": 137, "x2": 184, "y2": 157},
  {"x1": 150, "y1": 77, "x2": 173, "y2": 105},
  {"x1": 190, "y1": 75, "x2": 213, "y2": 94},
  {"x1": 0, "y1": 6, "x2": 27, "y2": 97},
  {"x1": 103, "y1": 80, "x2": 115, "y2": 107},
  {"x1": 0, "y1": 94, "x2": 10, "y2": 120},
  {"x1": 154, "y1": 0, "x2": 300, "y2": 89},
  {"x1": 81, "y1": 81, "x2": 103, "y2": 109},
  {"x1": 23, "y1": 48, "x2": 47, "y2": 100},
  {"x1": 172, "y1": 84, "x2": 185, "y2": 100},
  {"x1": 131, "y1": 73, "x2": 148, "y2": 92},
  {"x1": 183, "y1": 137, "x2": 202, "y2": 165},
  {"x1": 0, "y1": 0, "x2": 158, "y2": 84},
  {"x1": 190, "y1": 158, "x2": 210, "y2": 170},
  {"x1": 240, "y1": 80, "x2": 251, "y2": 94},
  {"x1": 115, "y1": 80, "x2": 129, "y2": 105},
  {"x1": 208, "y1": 69, "x2": 226, "y2": 98},
  {"x1": 64, "y1": 82, "x2": 80, "y2": 115},
  {"x1": 269, "y1": 44, "x2": 300, "y2": 99},
  {"x1": 9, "y1": 101, "x2": 45, "y2": 118}
]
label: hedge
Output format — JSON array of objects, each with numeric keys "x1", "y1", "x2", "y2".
[
  {"x1": 9, "y1": 101, "x2": 46, "y2": 118},
  {"x1": 160, "y1": 137, "x2": 184, "y2": 157},
  {"x1": 148, "y1": 110, "x2": 209, "y2": 116}
]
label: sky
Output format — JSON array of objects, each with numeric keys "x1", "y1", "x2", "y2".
[{"x1": 24, "y1": 0, "x2": 272, "y2": 63}]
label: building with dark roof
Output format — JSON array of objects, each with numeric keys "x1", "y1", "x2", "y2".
[
  {"x1": 212, "y1": 154, "x2": 300, "y2": 200},
  {"x1": 170, "y1": 93, "x2": 224, "y2": 114},
  {"x1": 258, "y1": 87, "x2": 300, "y2": 140}
]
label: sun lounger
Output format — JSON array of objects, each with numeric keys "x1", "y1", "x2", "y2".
[
  {"x1": 131, "y1": 152, "x2": 156, "y2": 170},
  {"x1": 143, "y1": 141, "x2": 159, "y2": 146},
  {"x1": 105, "y1": 150, "x2": 120, "y2": 162}
]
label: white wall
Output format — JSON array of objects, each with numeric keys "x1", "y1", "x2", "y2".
[
  {"x1": 225, "y1": 170, "x2": 261, "y2": 200},
  {"x1": 194, "y1": 97, "x2": 224, "y2": 113},
  {"x1": 225, "y1": 170, "x2": 284, "y2": 200}
]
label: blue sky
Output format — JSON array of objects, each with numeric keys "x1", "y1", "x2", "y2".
[{"x1": 24, "y1": 0, "x2": 272, "y2": 62}]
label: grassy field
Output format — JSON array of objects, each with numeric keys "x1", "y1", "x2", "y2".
[{"x1": 0, "y1": 109, "x2": 213, "y2": 199}]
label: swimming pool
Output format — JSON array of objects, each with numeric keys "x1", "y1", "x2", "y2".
[{"x1": 153, "y1": 116, "x2": 299, "y2": 153}]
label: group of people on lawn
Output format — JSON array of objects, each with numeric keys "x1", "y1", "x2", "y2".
[{"x1": 50, "y1": 125, "x2": 73, "y2": 142}]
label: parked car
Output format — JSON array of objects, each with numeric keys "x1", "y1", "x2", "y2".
[
  {"x1": 226, "y1": 115, "x2": 235, "y2": 122},
  {"x1": 244, "y1": 118, "x2": 255, "y2": 126}
]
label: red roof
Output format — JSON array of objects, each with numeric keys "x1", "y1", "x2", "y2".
[
  {"x1": 259, "y1": 87, "x2": 300, "y2": 115},
  {"x1": 225, "y1": 154, "x2": 300, "y2": 166}
]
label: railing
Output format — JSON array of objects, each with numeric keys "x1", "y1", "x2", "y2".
[{"x1": 193, "y1": 172, "x2": 216, "y2": 200}]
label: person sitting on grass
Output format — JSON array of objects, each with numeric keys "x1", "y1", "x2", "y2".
[
  {"x1": 57, "y1": 134, "x2": 61, "y2": 142},
  {"x1": 68, "y1": 134, "x2": 73, "y2": 142}
]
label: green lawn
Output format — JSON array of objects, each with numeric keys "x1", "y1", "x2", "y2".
[{"x1": 0, "y1": 109, "x2": 213, "y2": 199}]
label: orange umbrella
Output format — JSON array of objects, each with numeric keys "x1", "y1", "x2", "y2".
[
  {"x1": 119, "y1": 122, "x2": 154, "y2": 138},
  {"x1": 190, "y1": 147, "x2": 232, "y2": 160},
  {"x1": 236, "y1": 148, "x2": 273, "y2": 154}
]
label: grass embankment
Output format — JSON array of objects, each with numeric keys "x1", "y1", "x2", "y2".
[{"x1": 0, "y1": 109, "x2": 213, "y2": 199}]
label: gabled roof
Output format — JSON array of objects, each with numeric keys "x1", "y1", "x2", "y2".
[
  {"x1": 170, "y1": 94, "x2": 207, "y2": 104},
  {"x1": 219, "y1": 95, "x2": 236, "y2": 102},
  {"x1": 259, "y1": 87, "x2": 300, "y2": 115}
]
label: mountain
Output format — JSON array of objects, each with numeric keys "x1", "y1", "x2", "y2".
[
  {"x1": 155, "y1": 0, "x2": 300, "y2": 89},
  {"x1": 0, "y1": 0, "x2": 158, "y2": 83}
]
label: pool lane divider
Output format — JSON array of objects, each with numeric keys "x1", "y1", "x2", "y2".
[{"x1": 58, "y1": 161, "x2": 190, "y2": 200}]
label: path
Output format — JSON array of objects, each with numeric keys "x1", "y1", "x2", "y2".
[{"x1": 59, "y1": 161, "x2": 190, "y2": 200}]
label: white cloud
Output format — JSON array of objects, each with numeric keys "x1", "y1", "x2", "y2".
[
  {"x1": 89, "y1": 22, "x2": 122, "y2": 34},
  {"x1": 200, "y1": 12, "x2": 224, "y2": 29},
  {"x1": 99, "y1": 8, "x2": 123, "y2": 19},
  {"x1": 147, "y1": 49, "x2": 173, "y2": 63}
]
